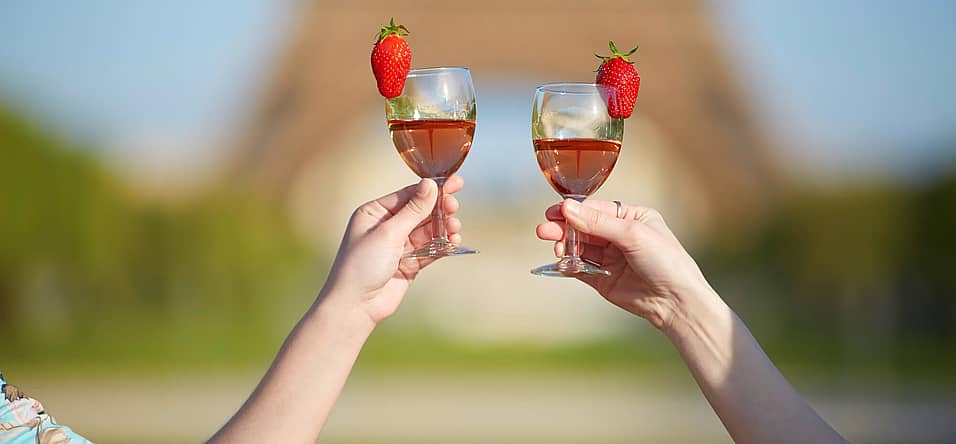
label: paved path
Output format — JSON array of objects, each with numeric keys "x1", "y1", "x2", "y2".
[{"x1": 18, "y1": 373, "x2": 956, "y2": 443}]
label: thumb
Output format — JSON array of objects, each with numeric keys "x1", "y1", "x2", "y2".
[
  {"x1": 384, "y1": 179, "x2": 438, "y2": 234},
  {"x1": 562, "y1": 199, "x2": 632, "y2": 245}
]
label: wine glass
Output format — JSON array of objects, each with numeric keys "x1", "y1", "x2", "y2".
[
  {"x1": 530, "y1": 83, "x2": 624, "y2": 277},
  {"x1": 386, "y1": 67, "x2": 479, "y2": 258}
]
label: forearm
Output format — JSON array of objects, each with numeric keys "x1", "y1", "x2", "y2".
[
  {"x1": 209, "y1": 288, "x2": 375, "y2": 444},
  {"x1": 663, "y1": 285, "x2": 845, "y2": 444}
]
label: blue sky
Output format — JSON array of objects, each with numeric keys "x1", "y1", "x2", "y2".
[
  {"x1": 0, "y1": 0, "x2": 292, "y2": 160},
  {"x1": 715, "y1": 0, "x2": 956, "y2": 178},
  {"x1": 1, "y1": 1, "x2": 955, "y2": 180}
]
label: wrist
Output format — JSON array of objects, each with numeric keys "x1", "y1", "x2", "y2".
[
  {"x1": 659, "y1": 280, "x2": 726, "y2": 340},
  {"x1": 310, "y1": 288, "x2": 377, "y2": 339}
]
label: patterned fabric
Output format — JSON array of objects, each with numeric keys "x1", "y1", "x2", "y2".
[{"x1": 0, "y1": 371, "x2": 93, "y2": 444}]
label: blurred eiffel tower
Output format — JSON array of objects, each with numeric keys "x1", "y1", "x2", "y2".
[
  {"x1": 226, "y1": 0, "x2": 783, "y2": 341},
  {"x1": 231, "y1": 0, "x2": 780, "y2": 235}
]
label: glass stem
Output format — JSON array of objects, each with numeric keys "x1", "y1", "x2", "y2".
[
  {"x1": 563, "y1": 194, "x2": 586, "y2": 259},
  {"x1": 432, "y1": 177, "x2": 448, "y2": 242}
]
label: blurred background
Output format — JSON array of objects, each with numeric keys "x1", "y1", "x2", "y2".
[{"x1": 2, "y1": 0, "x2": 955, "y2": 442}]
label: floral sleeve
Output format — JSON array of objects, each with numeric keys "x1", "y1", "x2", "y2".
[{"x1": 0, "y1": 371, "x2": 94, "y2": 444}]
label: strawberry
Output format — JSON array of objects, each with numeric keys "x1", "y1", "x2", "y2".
[
  {"x1": 371, "y1": 18, "x2": 412, "y2": 99},
  {"x1": 595, "y1": 41, "x2": 641, "y2": 119}
]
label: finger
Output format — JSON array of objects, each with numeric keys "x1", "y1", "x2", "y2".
[
  {"x1": 443, "y1": 194, "x2": 459, "y2": 216},
  {"x1": 382, "y1": 179, "x2": 439, "y2": 234},
  {"x1": 545, "y1": 203, "x2": 565, "y2": 221},
  {"x1": 369, "y1": 183, "x2": 422, "y2": 217},
  {"x1": 443, "y1": 174, "x2": 464, "y2": 195},
  {"x1": 368, "y1": 176, "x2": 462, "y2": 219},
  {"x1": 545, "y1": 200, "x2": 614, "y2": 221},
  {"x1": 545, "y1": 199, "x2": 629, "y2": 221},
  {"x1": 553, "y1": 240, "x2": 606, "y2": 264},
  {"x1": 402, "y1": 256, "x2": 434, "y2": 276},
  {"x1": 537, "y1": 221, "x2": 611, "y2": 247},
  {"x1": 408, "y1": 215, "x2": 463, "y2": 247},
  {"x1": 408, "y1": 224, "x2": 431, "y2": 247},
  {"x1": 446, "y1": 217, "x2": 462, "y2": 235},
  {"x1": 561, "y1": 199, "x2": 633, "y2": 247},
  {"x1": 408, "y1": 195, "x2": 458, "y2": 233},
  {"x1": 546, "y1": 199, "x2": 663, "y2": 226},
  {"x1": 536, "y1": 221, "x2": 565, "y2": 241},
  {"x1": 408, "y1": 233, "x2": 462, "y2": 273}
]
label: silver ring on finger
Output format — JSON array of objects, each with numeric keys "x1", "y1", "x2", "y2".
[{"x1": 613, "y1": 200, "x2": 624, "y2": 219}]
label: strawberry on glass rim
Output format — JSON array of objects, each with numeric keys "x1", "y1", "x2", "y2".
[
  {"x1": 371, "y1": 18, "x2": 412, "y2": 99},
  {"x1": 595, "y1": 41, "x2": 641, "y2": 119}
]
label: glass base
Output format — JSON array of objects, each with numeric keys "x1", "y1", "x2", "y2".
[
  {"x1": 404, "y1": 240, "x2": 479, "y2": 259},
  {"x1": 531, "y1": 257, "x2": 610, "y2": 277}
]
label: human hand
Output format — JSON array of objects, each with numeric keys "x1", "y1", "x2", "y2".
[
  {"x1": 536, "y1": 199, "x2": 714, "y2": 330},
  {"x1": 322, "y1": 176, "x2": 463, "y2": 325}
]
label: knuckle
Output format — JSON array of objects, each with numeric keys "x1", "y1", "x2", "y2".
[
  {"x1": 405, "y1": 196, "x2": 429, "y2": 215},
  {"x1": 353, "y1": 202, "x2": 375, "y2": 220},
  {"x1": 586, "y1": 207, "x2": 605, "y2": 231}
]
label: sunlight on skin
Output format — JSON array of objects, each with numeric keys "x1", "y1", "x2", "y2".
[
  {"x1": 211, "y1": 182, "x2": 845, "y2": 444},
  {"x1": 209, "y1": 177, "x2": 464, "y2": 443},
  {"x1": 537, "y1": 198, "x2": 846, "y2": 444}
]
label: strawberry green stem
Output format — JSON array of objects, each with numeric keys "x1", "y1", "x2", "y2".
[
  {"x1": 596, "y1": 40, "x2": 639, "y2": 64},
  {"x1": 376, "y1": 17, "x2": 410, "y2": 43}
]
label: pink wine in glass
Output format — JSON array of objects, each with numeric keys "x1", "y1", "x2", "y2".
[
  {"x1": 534, "y1": 138, "x2": 621, "y2": 196},
  {"x1": 389, "y1": 119, "x2": 476, "y2": 179}
]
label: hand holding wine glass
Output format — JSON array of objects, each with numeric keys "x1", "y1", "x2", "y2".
[
  {"x1": 534, "y1": 198, "x2": 847, "y2": 444},
  {"x1": 535, "y1": 199, "x2": 712, "y2": 330},
  {"x1": 324, "y1": 176, "x2": 465, "y2": 325},
  {"x1": 210, "y1": 177, "x2": 466, "y2": 444}
]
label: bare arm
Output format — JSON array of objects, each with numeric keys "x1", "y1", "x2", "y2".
[
  {"x1": 207, "y1": 295, "x2": 373, "y2": 443},
  {"x1": 209, "y1": 177, "x2": 465, "y2": 443},
  {"x1": 664, "y1": 285, "x2": 844, "y2": 443},
  {"x1": 537, "y1": 199, "x2": 846, "y2": 444}
]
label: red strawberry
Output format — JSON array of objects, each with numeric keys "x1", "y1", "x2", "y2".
[
  {"x1": 595, "y1": 41, "x2": 641, "y2": 119},
  {"x1": 371, "y1": 18, "x2": 412, "y2": 99}
]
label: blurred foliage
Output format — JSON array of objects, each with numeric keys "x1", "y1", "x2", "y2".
[
  {"x1": 702, "y1": 170, "x2": 956, "y2": 383},
  {"x1": 0, "y1": 103, "x2": 316, "y2": 368},
  {"x1": 2, "y1": 101, "x2": 954, "y2": 384}
]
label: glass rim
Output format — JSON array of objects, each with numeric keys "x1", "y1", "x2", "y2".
[
  {"x1": 535, "y1": 82, "x2": 615, "y2": 96},
  {"x1": 407, "y1": 66, "x2": 471, "y2": 77}
]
